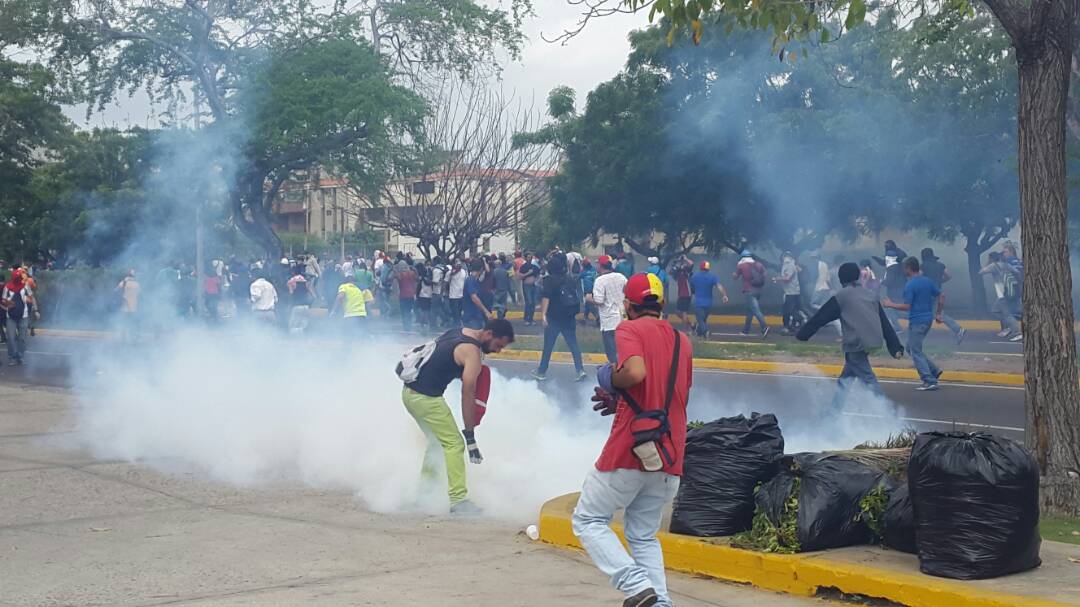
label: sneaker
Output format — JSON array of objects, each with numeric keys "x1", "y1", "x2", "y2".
[
  {"x1": 574, "y1": 370, "x2": 588, "y2": 382},
  {"x1": 1010, "y1": 333, "x2": 1024, "y2": 342},
  {"x1": 739, "y1": 331, "x2": 751, "y2": 337},
  {"x1": 997, "y1": 329, "x2": 1011, "y2": 338},
  {"x1": 761, "y1": 327, "x2": 770, "y2": 339},
  {"x1": 7, "y1": 360, "x2": 17, "y2": 367},
  {"x1": 530, "y1": 370, "x2": 547, "y2": 381},
  {"x1": 916, "y1": 382, "x2": 939, "y2": 392},
  {"x1": 935, "y1": 369, "x2": 943, "y2": 381},
  {"x1": 955, "y1": 328, "x2": 966, "y2": 345},
  {"x1": 623, "y1": 588, "x2": 659, "y2": 607},
  {"x1": 450, "y1": 500, "x2": 483, "y2": 516}
]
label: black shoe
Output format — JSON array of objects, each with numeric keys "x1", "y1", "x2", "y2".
[
  {"x1": 623, "y1": 588, "x2": 659, "y2": 607},
  {"x1": 934, "y1": 369, "x2": 943, "y2": 381},
  {"x1": 761, "y1": 327, "x2": 770, "y2": 339}
]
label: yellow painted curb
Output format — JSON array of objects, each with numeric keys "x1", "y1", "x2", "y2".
[
  {"x1": 37, "y1": 329, "x2": 1023, "y2": 387},
  {"x1": 489, "y1": 350, "x2": 1025, "y2": 387},
  {"x1": 539, "y1": 493, "x2": 1069, "y2": 607},
  {"x1": 501, "y1": 311, "x2": 1006, "y2": 332}
]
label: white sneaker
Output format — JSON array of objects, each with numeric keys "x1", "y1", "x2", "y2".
[
  {"x1": 997, "y1": 329, "x2": 1011, "y2": 338},
  {"x1": 1009, "y1": 333, "x2": 1024, "y2": 342}
]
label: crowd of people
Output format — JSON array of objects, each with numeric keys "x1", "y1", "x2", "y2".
[{"x1": 0, "y1": 239, "x2": 1025, "y2": 372}]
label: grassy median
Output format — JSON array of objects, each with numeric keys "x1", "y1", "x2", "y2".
[{"x1": 1042, "y1": 515, "x2": 1080, "y2": 545}]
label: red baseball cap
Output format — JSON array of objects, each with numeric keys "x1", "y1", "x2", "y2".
[
  {"x1": 624, "y1": 272, "x2": 665, "y2": 305},
  {"x1": 597, "y1": 255, "x2": 613, "y2": 267}
]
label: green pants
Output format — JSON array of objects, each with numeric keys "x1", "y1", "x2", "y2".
[{"x1": 402, "y1": 387, "x2": 468, "y2": 504}]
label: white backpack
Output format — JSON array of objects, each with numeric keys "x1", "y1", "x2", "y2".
[{"x1": 396, "y1": 340, "x2": 439, "y2": 383}]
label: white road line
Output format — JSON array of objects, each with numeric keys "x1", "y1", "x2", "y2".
[
  {"x1": 841, "y1": 411, "x2": 1025, "y2": 433},
  {"x1": 25, "y1": 351, "x2": 72, "y2": 357}
]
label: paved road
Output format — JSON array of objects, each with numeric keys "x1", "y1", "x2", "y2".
[
  {"x1": 2, "y1": 335, "x2": 1026, "y2": 443},
  {"x1": 0, "y1": 382, "x2": 828, "y2": 607}
]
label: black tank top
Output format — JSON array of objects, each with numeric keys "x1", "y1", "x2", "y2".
[{"x1": 407, "y1": 329, "x2": 483, "y2": 397}]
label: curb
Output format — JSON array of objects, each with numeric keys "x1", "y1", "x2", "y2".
[
  {"x1": 500, "y1": 311, "x2": 1006, "y2": 332},
  {"x1": 35, "y1": 329, "x2": 1024, "y2": 387},
  {"x1": 488, "y1": 350, "x2": 1025, "y2": 387},
  {"x1": 539, "y1": 493, "x2": 1068, "y2": 607}
]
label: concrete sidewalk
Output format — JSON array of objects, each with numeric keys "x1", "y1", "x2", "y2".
[
  {"x1": 0, "y1": 383, "x2": 828, "y2": 607},
  {"x1": 540, "y1": 493, "x2": 1080, "y2": 607}
]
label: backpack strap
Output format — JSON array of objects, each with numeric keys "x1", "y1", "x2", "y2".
[{"x1": 620, "y1": 326, "x2": 682, "y2": 415}]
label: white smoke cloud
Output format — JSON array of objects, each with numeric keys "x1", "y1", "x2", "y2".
[{"x1": 69, "y1": 325, "x2": 909, "y2": 523}]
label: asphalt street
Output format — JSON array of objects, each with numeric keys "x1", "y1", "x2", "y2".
[{"x1": 2, "y1": 334, "x2": 1026, "y2": 443}]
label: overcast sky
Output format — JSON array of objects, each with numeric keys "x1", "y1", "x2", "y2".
[{"x1": 62, "y1": 3, "x2": 645, "y2": 128}]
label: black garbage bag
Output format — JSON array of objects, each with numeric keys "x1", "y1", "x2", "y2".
[
  {"x1": 883, "y1": 484, "x2": 917, "y2": 554},
  {"x1": 909, "y1": 432, "x2": 1041, "y2": 580},
  {"x1": 670, "y1": 413, "x2": 784, "y2": 536},
  {"x1": 755, "y1": 453, "x2": 886, "y2": 552}
]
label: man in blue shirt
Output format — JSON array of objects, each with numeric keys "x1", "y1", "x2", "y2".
[
  {"x1": 462, "y1": 260, "x2": 493, "y2": 330},
  {"x1": 883, "y1": 257, "x2": 944, "y2": 391},
  {"x1": 688, "y1": 261, "x2": 729, "y2": 338}
]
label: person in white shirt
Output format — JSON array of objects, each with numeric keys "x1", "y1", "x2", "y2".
[
  {"x1": 586, "y1": 255, "x2": 628, "y2": 363},
  {"x1": 447, "y1": 261, "x2": 467, "y2": 326},
  {"x1": 249, "y1": 274, "x2": 278, "y2": 322}
]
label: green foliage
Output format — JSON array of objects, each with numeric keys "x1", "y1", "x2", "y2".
[
  {"x1": 855, "y1": 429, "x2": 918, "y2": 450},
  {"x1": 687, "y1": 420, "x2": 705, "y2": 430},
  {"x1": 857, "y1": 484, "x2": 889, "y2": 542},
  {"x1": 731, "y1": 478, "x2": 801, "y2": 554},
  {"x1": 518, "y1": 204, "x2": 589, "y2": 256}
]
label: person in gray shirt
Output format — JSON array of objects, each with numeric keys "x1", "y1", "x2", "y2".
[{"x1": 797, "y1": 262, "x2": 904, "y2": 411}]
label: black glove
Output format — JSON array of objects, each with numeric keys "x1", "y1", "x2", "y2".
[
  {"x1": 591, "y1": 387, "x2": 618, "y2": 416},
  {"x1": 462, "y1": 429, "x2": 483, "y2": 464}
]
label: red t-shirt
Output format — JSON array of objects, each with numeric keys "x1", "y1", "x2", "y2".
[
  {"x1": 595, "y1": 317, "x2": 693, "y2": 475},
  {"x1": 397, "y1": 268, "x2": 417, "y2": 299},
  {"x1": 735, "y1": 261, "x2": 764, "y2": 293}
]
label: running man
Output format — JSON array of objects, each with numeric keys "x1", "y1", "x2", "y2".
[
  {"x1": 733, "y1": 250, "x2": 770, "y2": 338},
  {"x1": 919, "y1": 248, "x2": 965, "y2": 344},
  {"x1": 573, "y1": 272, "x2": 693, "y2": 607},
  {"x1": 883, "y1": 257, "x2": 945, "y2": 391},
  {"x1": 688, "y1": 261, "x2": 728, "y2": 338},
  {"x1": 587, "y1": 255, "x2": 628, "y2": 363},
  {"x1": 400, "y1": 319, "x2": 515, "y2": 514}
]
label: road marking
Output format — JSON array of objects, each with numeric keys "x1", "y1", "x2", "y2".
[
  {"x1": 841, "y1": 411, "x2": 1025, "y2": 433},
  {"x1": 26, "y1": 351, "x2": 72, "y2": 357}
]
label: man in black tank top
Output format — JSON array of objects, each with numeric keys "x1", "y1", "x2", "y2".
[{"x1": 401, "y1": 318, "x2": 515, "y2": 515}]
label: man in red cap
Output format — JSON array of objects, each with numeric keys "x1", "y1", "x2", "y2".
[
  {"x1": 586, "y1": 255, "x2": 627, "y2": 363},
  {"x1": 572, "y1": 273, "x2": 694, "y2": 607}
]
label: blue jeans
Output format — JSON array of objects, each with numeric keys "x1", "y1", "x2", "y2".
[
  {"x1": 940, "y1": 313, "x2": 963, "y2": 337},
  {"x1": 399, "y1": 298, "x2": 415, "y2": 331},
  {"x1": 573, "y1": 468, "x2": 681, "y2": 607},
  {"x1": 601, "y1": 330, "x2": 618, "y2": 363},
  {"x1": 5, "y1": 317, "x2": 28, "y2": 362},
  {"x1": 831, "y1": 350, "x2": 882, "y2": 410},
  {"x1": 538, "y1": 316, "x2": 584, "y2": 374},
  {"x1": 742, "y1": 292, "x2": 767, "y2": 333},
  {"x1": 522, "y1": 283, "x2": 538, "y2": 323},
  {"x1": 694, "y1": 306, "x2": 710, "y2": 337},
  {"x1": 907, "y1": 322, "x2": 941, "y2": 384}
]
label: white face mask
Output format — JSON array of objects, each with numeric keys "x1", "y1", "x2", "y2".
[{"x1": 885, "y1": 255, "x2": 898, "y2": 267}]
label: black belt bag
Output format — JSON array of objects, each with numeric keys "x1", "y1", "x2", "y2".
[{"x1": 620, "y1": 326, "x2": 682, "y2": 472}]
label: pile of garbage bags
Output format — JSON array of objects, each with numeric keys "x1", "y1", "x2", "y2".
[{"x1": 672, "y1": 418, "x2": 1042, "y2": 580}]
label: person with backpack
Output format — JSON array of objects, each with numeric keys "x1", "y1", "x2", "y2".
[
  {"x1": 398, "y1": 318, "x2": 515, "y2": 515},
  {"x1": 980, "y1": 252, "x2": 1023, "y2": 341},
  {"x1": 532, "y1": 252, "x2": 587, "y2": 381},
  {"x1": 733, "y1": 250, "x2": 770, "y2": 338},
  {"x1": 572, "y1": 272, "x2": 693, "y2": 607},
  {"x1": 2, "y1": 267, "x2": 34, "y2": 365},
  {"x1": 919, "y1": 248, "x2": 966, "y2": 344},
  {"x1": 797, "y1": 262, "x2": 904, "y2": 410},
  {"x1": 286, "y1": 265, "x2": 315, "y2": 335}
]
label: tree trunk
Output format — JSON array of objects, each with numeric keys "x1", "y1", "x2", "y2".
[
  {"x1": 963, "y1": 240, "x2": 989, "y2": 316},
  {"x1": 1015, "y1": 17, "x2": 1080, "y2": 515},
  {"x1": 233, "y1": 169, "x2": 284, "y2": 261}
]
